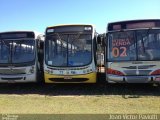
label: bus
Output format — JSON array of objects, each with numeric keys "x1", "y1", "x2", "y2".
[
  {"x1": 0, "y1": 31, "x2": 44, "y2": 83},
  {"x1": 44, "y1": 24, "x2": 97, "y2": 83},
  {"x1": 106, "y1": 19, "x2": 160, "y2": 83}
]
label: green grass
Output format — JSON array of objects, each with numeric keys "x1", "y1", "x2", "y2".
[
  {"x1": 0, "y1": 83, "x2": 160, "y2": 115},
  {"x1": 0, "y1": 94, "x2": 159, "y2": 114}
]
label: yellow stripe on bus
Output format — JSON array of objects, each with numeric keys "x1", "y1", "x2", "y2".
[{"x1": 44, "y1": 72, "x2": 97, "y2": 83}]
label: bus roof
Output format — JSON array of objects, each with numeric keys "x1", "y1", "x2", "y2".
[
  {"x1": 46, "y1": 24, "x2": 95, "y2": 34},
  {"x1": 0, "y1": 30, "x2": 43, "y2": 39},
  {"x1": 47, "y1": 24, "x2": 95, "y2": 29},
  {"x1": 107, "y1": 19, "x2": 160, "y2": 31}
]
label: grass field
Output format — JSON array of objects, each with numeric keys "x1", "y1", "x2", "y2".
[{"x1": 0, "y1": 83, "x2": 160, "y2": 114}]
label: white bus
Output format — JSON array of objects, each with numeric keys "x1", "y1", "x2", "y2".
[
  {"x1": 0, "y1": 31, "x2": 44, "y2": 83},
  {"x1": 106, "y1": 19, "x2": 160, "y2": 83},
  {"x1": 44, "y1": 24, "x2": 97, "y2": 83}
]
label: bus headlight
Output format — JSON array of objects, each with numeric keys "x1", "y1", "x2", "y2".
[
  {"x1": 45, "y1": 69, "x2": 53, "y2": 74},
  {"x1": 29, "y1": 66, "x2": 35, "y2": 74}
]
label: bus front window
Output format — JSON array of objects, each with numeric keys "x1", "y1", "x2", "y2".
[
  {"x1": 12, "y1": 40, "x2": 35, "y2": 63},
  {"x1": 137, "y1": 30, "x2": 160, "y2": 60},
  {"x1": 108, "y1": 31, "x2": 136, "y2": 61},
  {"x1": 45, "y1": 33, "x2": 92, "y2": 67},
  {"x1": 45, "y1": 34, "x2": 68, "y2": 66},
  {"x1": 0, "y1": 40, "x2": 35, "y2": 64},
  {"x1": 0, "y1": 40, "x2": 11, "y2": 63},
  {"x1": 68, "y1": 34, "x2": 92, "y2": 66}
]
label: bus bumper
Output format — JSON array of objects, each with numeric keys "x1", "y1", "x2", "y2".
[
  {"x1": 0, "y1": 74, "x2": 36, "y2": 83},
  {"x1": 106, "y1": 74, "x2": 160, "y2": 83},
  {"x1": 44, "y1": 72, "x2": 97, "y2": 83}
]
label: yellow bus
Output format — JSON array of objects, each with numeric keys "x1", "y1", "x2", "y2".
[{"x1": 44, "y1": 24, "x2": 97, "y2": 83}]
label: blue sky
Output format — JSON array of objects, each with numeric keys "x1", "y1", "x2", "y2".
[{"x1": 0, "y1": 0, "x2": 160, "y2": 33}]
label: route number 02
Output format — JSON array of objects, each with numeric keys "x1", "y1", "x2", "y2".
[{"x1": 112, "y1": 47, "x2": 127, "y2": 57}]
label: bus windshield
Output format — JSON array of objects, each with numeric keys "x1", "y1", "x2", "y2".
[
  {"x1": 0, "y1": 39, "x2": 35, "y2": 64},
  {"x1": 108, "y1": 29, "x2": 160, "y2": 61},
  {"x1": 45, "y1": 33, "x2": 92, "y2": 67}
]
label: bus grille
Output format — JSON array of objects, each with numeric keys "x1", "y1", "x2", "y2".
[
  {"x1": 0, "y1": 69, "x2": 26, "y2": 75},
  {"x1": 124, "y1": 70, "x2": 152, "y2": 76},
  {"x1": 49, "y1": 78, "x2": 89, "y2": 82},
  {"x1": 1, "y1": 77, "x2": 24, "y2": 80}
]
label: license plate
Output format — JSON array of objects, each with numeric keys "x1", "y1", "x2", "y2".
[{"x1": 64, "y1": 76, "x2": 72, "y2": 80}]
